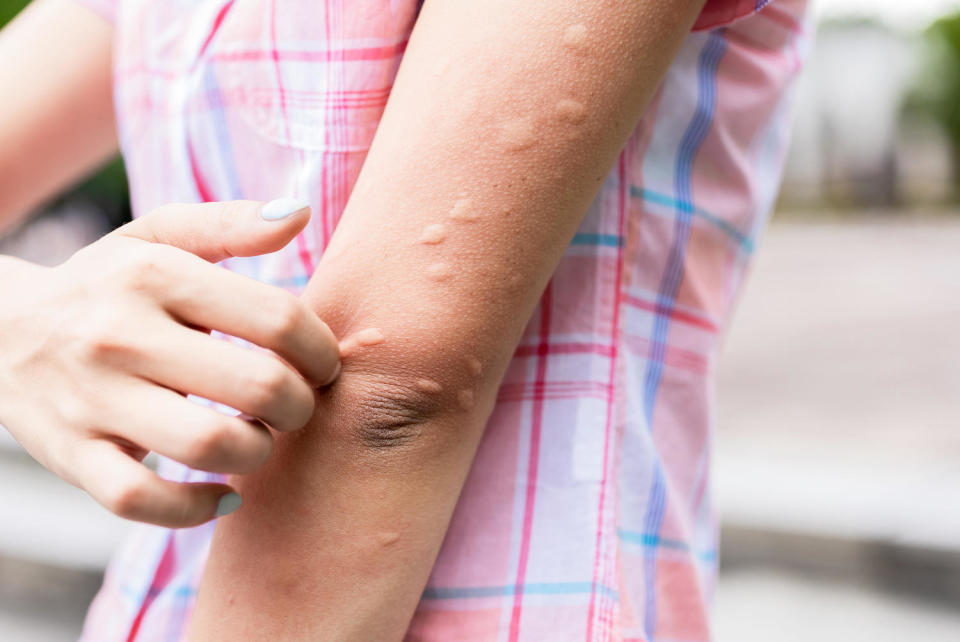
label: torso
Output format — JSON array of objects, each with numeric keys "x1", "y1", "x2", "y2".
[{"x1": 80, "y1": 1, "x2": 812, "y2": 639}]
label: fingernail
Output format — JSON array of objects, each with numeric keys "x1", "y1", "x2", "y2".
[
  {"x1": 216, "y1": 492, "x2": 242, "y2": 517},
  {"x1": 261, "y1": 198, "x2": 310, "y2": 221},
  {"x1": 321, "y1": 361, "x2": 342, "y2": 387}
]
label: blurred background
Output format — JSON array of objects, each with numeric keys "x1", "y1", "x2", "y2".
[{"x1": 1, "y1": 0, "x2": 960, "y2": 639}]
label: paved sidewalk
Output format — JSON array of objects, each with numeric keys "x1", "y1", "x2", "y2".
[
  {"x1": 713, "y1": 217, "x2": 960, "y2": 639},
  {"x1": 717, "y1": 217, "x2": 960, "y2": 546},
  {"x1": 715, "y1": 568, "x2": 960, "y2": 642}
]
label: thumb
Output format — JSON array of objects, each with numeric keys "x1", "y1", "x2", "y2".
[{"x1": 113, "y1": 198, "x2": 311, "y2": 263}]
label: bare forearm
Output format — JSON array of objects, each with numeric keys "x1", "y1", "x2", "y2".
[
  {"x1": 191, "y1": 0, "x2": 705, "y2": 638},
  {"x1": 0, "y1": 0, "x2": 116, "y2": 233}
]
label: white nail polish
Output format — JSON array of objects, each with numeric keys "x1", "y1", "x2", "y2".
[
  {"x1": 216, "y1": 492, "x2": 242, "y2": 517},
  {"x1": 261, "y1": 198, "x2": 310, "y2": 221}
]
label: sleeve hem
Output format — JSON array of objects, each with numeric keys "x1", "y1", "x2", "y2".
[{"x1": 693, "y1": 0, "x2": 772, "y2": 31}]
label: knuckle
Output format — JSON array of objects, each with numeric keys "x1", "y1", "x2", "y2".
[
  {"x1": 55, "y1": 392, "x2": 94, "y2": 431},
  {"x1": 77, "y1": 312, "x2": 139, "y2": 365},
  {"x1": 118, "y1": 244, "x2": 175, "y2": 293},
  {"x1": 83, "y1": 330, "x2": 127, "y2": 360},
  {"x1": 186, "y1": 420, "x2": 235, "y2": 464},
  {"x1": 187, "y1": 417, "x2": 271, "y2": 472},
  {"x1": 267, "y1": 295, "x2": 304, "y2": 345},
  {"x1": 104, "y1": 479, "x2": 149, "y2": 519},
  {"x1": 119, "y1": 259, "x2": 159, "y2": 293},
  {"x1": 246, "y1": 363, "x2": 295, "y2": 412}
]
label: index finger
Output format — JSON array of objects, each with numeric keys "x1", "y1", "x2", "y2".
[{"x1": 163, "y1": 253, "x2": 340, "y2": 387}]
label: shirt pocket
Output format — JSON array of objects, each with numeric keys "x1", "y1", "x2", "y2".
[{"x1": 203, "y1": 0, "x2": 415, "y2": 153}]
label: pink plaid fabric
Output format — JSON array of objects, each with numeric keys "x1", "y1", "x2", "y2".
[{"x1": 75, "y1": 0, "x2": 812, "y2": 640}]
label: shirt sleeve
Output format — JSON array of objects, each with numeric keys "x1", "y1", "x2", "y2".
[
  {"x1": 69, "y1": 0, "x2": 772, "y2": 33},
  {"x1": 71, "y1": 0, "x2": 116, "y2": 23},
  {"x1": 693, "y1": 0, "x2": 772, "y2": 31}
]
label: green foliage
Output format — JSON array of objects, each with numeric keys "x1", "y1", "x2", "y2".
[
  {"x1": 54, "y1": 156, "x2": 131, "y2": 229},
  {"x1": 0, "y1": 1, "x2": 30, "y2": 28},
  {"x1": 914, "y1": 12, "x2": 960, "y2": 171}
]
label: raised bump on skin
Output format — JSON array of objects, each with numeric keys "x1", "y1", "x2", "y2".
[
  {"x1": 339, "y1": 327, "x2": 385, "y2": 357},
  {"x1": 415, "y1": 378, "x2": 443, "y2": 394},
  {"x1": 449, "y1": 198, "x2": 480, "y2": 222},
  {"x1": 499, "y1": 117, "x2": 537, "y2": 152},
  {"x1": 376, "y1": 531, "x2": 401, "y2": 547},
  {"x1": 432, "y1": 57, "x2": 451, "y2": 77},
  {"x1": 418, "y1": 223, "x2": 448, "y2": 244},
  {"x1": 426, "y1": 262, "x2": 453, "y2": 281},
  {"x1": 563, "y1": 24, "x2": 589, "y2": 51},
  {"x1": 467, "y1": 357, "x2": 483, "y2": 377},
  {"x1": 355, "y1": 328, "x2": 385, "y2": 346},
  {"x1": 555, "y1": 99, "x2": 587, "y2": 124},
  {"x1": 457, "y1": 389, "x2": 475, "y2": 411}
]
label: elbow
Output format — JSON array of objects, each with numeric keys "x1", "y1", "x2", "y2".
[
  {"x1": 329, "y1": 370, "x2": 485, "y2": 453},
  {"x1": 350, "y1": 377, "x2": 436, "y2": 449}
]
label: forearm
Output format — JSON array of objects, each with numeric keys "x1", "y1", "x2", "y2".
[
  {"x1": 0, "y1": 0, "x2": 117, "y2": 233},
  {"x1": 191, "y1": 0, "x2": 705, "y2": 638}
]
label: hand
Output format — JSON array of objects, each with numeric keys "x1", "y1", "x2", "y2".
[{"x1": 0, "y1": 199, "x2": 340, "y2": 527}]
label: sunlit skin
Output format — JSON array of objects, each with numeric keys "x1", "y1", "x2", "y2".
[
  {"x1": 555, "y1": 98, "x2": 589, "y2": 124},
  {"x1": 448, "y1": 197, "x2": 480, "y2": 221},
  {"x1": 563, "y1": 23, "x2": 590, "y2": 52},
  {"x1": 417, "y1": 223, "x2": 448, "y2": 244},
  {"x1": 191, "y1": 0, "x2": 708, "y2": 639}
]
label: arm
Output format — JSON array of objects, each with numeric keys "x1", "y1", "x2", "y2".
[
  {"x1": 190, "y1": 0, "x2": 706, "y2": 638},
  {"x1": 0, "y1": 0, "x2": 117, "y2": 233}
]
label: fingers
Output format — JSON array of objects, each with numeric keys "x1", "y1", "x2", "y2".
[
  {"x1": 102, "y1": 381, "x2": 275, "y2": 474},
  {"x1": 114, "y1": 199, "x2": 311, "y2": 263},
  {"x1": 160, "y1": 255, "x2": 340, "y2": 387},
  {"x1": 77, "y1": 439, "x2": 240, "y2": 528},
  {"x1": 133, "y1": 321, "x2": 317, "y2": 432}
]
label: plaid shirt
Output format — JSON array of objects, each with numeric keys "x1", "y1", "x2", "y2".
[{"x1": 75, "y1": 0, "x2": 811, "y2": 639}]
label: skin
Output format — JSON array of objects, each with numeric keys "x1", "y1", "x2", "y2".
[
  {"x1": 191, "y1": 0, "x2": 707, "y2": 639},
  {"x1": 0, "y1": 2, "x2": 341, "y2": 528},
  {"x1": 0, "y1": 201, "x2": 340, "y2": 527},
  {"x1": 0, "y1": 0, "x2": 117, "y2": 233}
]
